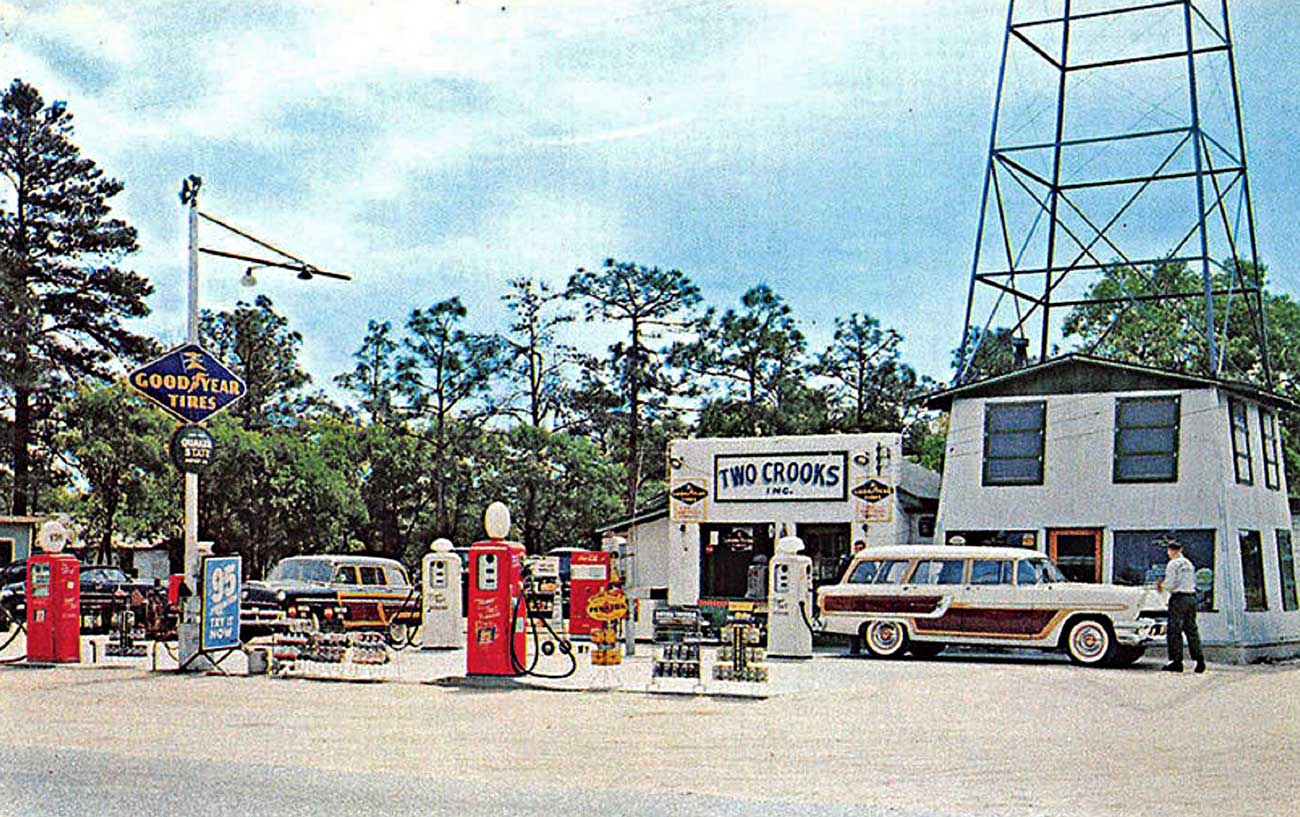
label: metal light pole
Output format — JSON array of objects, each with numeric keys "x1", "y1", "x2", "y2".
[{"x1": 177, "y1": 175, "x2": 208, "y2": 671}]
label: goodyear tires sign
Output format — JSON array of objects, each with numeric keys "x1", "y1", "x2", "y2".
[{"x1": 129, "y1": 344, "x2": 245, "y2": 424}]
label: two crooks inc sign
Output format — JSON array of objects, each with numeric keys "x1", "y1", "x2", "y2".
[{"x1": 129, "y1": 344, "x2": 246, "y2": 424}]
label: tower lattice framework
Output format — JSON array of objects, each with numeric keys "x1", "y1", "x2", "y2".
[{"x1": 958, "y1": 0, "x2": 1269, "y2": 385}]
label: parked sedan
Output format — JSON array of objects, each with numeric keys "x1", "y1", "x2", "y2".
[{"x1": 242, "y1": 555, "x2": 420, "y2": 642}]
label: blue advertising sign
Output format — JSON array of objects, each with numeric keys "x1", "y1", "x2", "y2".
[
  {"x1": 128, "y1": 344, "x2": 246, "y2": 424},
  {"x1": 201, "y1": 555, "x2": 242, "y2": 651}
]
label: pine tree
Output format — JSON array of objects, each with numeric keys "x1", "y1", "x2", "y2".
[{"x1": 0, "y1": 79, "x2": 154, "y2": 514}]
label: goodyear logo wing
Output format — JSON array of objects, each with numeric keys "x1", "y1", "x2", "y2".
[{"x1": 129, "y1": 344, "x2": 246, "y2": 424}]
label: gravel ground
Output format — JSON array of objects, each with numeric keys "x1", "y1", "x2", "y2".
[{"x1": 1, "y1": 632, "x2": 1297, "y2": 817}]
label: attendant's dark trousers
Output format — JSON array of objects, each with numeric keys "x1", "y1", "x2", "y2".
[{"x1": 1167, "y1": 593, "x2": 1204, "y2": 665}]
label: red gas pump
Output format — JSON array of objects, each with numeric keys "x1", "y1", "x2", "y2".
[
  {"x1": 568, "y1": 550, "x2": 611, "y2": 637},
  {"x1": 466, "y1": 503, "x2": 527, "y2": 676},
  {"x1": 26, "y1": 553, "x2": 81, "y2": 663}
]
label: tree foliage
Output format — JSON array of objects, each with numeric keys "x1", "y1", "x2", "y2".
[
  {"x1": 56, "y1": 384, "x2": 176, "y2": 562},
  {"x1": 566, "y1": 258, "x2": 701, "y2": 514},
  {"x1": 200, "y1": 294, "x2": 310, "y2": 430},
  {"x1": 0, "y1": 79, "x2": 154, "y2": 513}
]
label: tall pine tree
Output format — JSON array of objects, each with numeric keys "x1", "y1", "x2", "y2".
[{"x1": 0, "y1": 79, "x2": 153, "y2": 514}]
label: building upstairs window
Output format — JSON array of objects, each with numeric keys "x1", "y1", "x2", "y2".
[
  {"x1": 1113, "y1": 396, "x2": 1180, "y2": 483},
  {"x1": 1260, "y1": 409, "x2": 1281, "y2": 491},
  {"x1": 983, "y1": 401, "x2": 1046, "y2": 486},
  {"x1": 1230, "y1": 399, "x2": 1254, "y2": 485}
]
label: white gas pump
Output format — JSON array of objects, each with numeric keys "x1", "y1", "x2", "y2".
[
  {"x1": 767, "y1": 536, "x2": 814, "y2": 658},
  {"x1": 421, "y1": 538, "x2": 464, "y2": 649}
]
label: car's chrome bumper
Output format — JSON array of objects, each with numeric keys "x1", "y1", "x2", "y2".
[{"x1": 1115, "y1": 619, "x2": 1166, "y2": 645}]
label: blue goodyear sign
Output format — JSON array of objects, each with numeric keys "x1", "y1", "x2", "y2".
[
  {"x1": 129, "y1": 344, "x2": 246, "y2": 424},
  {"x1": 201, "y1": 556, "x2": 242, "y2": 651}
]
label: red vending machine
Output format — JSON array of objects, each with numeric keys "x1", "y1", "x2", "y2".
[
  {"x1": 466, "y1": 539, "x2": 527, "y2": 676},
  {"x1": 568, "y1": 550, "x2": 611, "y2": 637},
  {"x1": 26, "y1": 553, "x2": 81, "y2": 663}
]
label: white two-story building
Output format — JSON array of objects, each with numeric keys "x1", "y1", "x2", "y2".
[{"x1": 926, "y1": 355, "x2": 1300, "y2": 661}]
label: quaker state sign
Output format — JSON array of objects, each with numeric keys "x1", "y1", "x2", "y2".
[{"x1": 129, "y1": 344, "x2": 246, "y2": 424}]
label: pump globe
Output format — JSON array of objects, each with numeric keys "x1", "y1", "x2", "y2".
[
  {"x1": 775, "y1": 535, "x2": 806, "y2": 555},
  {"x1": 484, "y1": 502, "x2": 512, "y2": 540},
  {"x1": 430, "y1": 537, "x2": 454, "y2": 553}
]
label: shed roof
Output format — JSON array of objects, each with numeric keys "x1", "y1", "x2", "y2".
[{"x1": 924, "y1": 354, "x2": 1297, "y2": 412}]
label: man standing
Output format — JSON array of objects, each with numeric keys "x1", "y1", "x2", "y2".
[{"x1": 1157, "y1": 539, "x2": 1206, "y2": 673}]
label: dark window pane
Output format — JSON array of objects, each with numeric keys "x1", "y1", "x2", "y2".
[
  {"x1": 1278, "y1": 530, "x2": 1298, "y2": 612},
  {"x1": 1114, "y1": 530, "x2": 1216, "y2": 612},
  {"x1": 986, "y1": 404, "x2": 1045, "y2": 432},
  {"x1": 947, "y1": 530, "x2": 1037, "y2": 548},
  {"x1": 987, "y1": 431, "x2": 1044, "y2": 458},
  {"x1": 1117, "y1": 427, "x2": 1177, "y2": 455},
  {"x1": 1116, "y1": 454, "x2": 1177, "y2": 481},
  {"x1": 1118, "y1": 399, "x2": 1178, "y2": 427},
  {"x1": 1240, "y1": 530, "x2": 1268, "y2": 611},
  {"x1": 985, "y1": 458, "x2": 1042, "y2": 484}
]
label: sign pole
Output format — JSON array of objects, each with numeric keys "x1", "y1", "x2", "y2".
[{"x1": 179, "y1": 176, "x2": 206, "y2": 671}]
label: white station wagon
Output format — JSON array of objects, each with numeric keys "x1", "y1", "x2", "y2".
[{"x1": 817, "y1": 545, "x2": 1168, "y2": 667}]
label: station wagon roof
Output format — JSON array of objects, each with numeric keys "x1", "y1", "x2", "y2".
[
  {"x1": 850, "y1": 546, "x2": 1045, "y2": 560},
  {"x1": 279, "y1": 554, "x2": 406, "y2": 568}
]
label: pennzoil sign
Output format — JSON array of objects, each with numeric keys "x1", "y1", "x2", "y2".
[{"x1": 129, "y1": 344, "x2": 246, "y2": 424}]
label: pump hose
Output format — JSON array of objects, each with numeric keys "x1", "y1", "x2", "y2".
[
  {"x1": 383, "y1": 585, "x2": 421, "y2": 652},
  {"x1": 509, "y1": 591, "x2": 577, "y2": 680},
  {"x1": 798, "y1": 600, "x2": 822, "y2": 639}
]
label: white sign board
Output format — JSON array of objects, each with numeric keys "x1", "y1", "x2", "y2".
[{"x1": 714, "y1": 451, "x2": 848, "y2": 503}]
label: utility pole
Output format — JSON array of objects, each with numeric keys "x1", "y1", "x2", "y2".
[{"x1": 177, "y1": 174, "x2": 209, "y2": 671}]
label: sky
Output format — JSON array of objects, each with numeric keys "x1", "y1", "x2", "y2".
[{"x1": 1, "y1": 0, "x2": 1297, "y2": 398}]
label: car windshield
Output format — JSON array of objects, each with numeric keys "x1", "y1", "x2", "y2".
[
  {"x1": 82, "y1": 567, "x2": 128, "y2": 583},
  {"x1": 269, "y1": 560, "x2": 333, "y2": 583}
]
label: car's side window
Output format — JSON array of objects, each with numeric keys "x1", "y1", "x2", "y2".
[
  {"x1": 910, "y1": 560, "x2": 965, "y2": 585},
  {"x1": 332, "y1": 565, "x2": 358, "y2": 585},
  {"x1": 848, "y1": 560, "x2": 883, "y2": 584},
  {"x1": 971, "y1": 559, "x2": 1014, "y2": 585},
  {"x1": 383, "y1": 566, "x2": 408, "y2": 586},
  {"x1": 359, "y1": 566, "x2": 386, "y2": 586},
  {"x1": 1016, "y1": 560, "x2": 1041, "y2": 585},
  {"x1": 876, "y1": 561, "x2": 910, "y2": 585}
]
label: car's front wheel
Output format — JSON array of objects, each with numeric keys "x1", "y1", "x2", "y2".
[
  {"x1": 1063, "y1": 618, "x2": 1116, "y2": 667},
  {"x1": 861, "y1": 620, "x2": 909, "y2": 659}
]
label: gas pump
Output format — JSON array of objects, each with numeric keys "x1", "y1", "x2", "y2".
[
  {"x1": 26, "y1": 520, "x2": 81, "y2": 663},
  {"x1": 421, "y1": 538, "x2": 464, "y2": 649},
  {"x1": 466, "y1": 503, "x2": 527, "y2": 676},
  {"x1": 568, "y1": 550, "x2": 611, "y2": 637},
  {"x1": 767, "y1": 536, "x2": 814, "y2": 659}
]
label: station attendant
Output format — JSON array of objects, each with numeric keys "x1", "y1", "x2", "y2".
[{"x1": 1156, "y1": 538, "x2": 1206, "y2": 674}]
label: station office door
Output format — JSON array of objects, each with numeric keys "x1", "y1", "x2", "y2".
[
  {"x1": 795, "y1": 523, "x2": 852, "y2": 588},
  {"x1": 1048, "y1": 528, "x2": 1103, "y2": 583},
  {"x1": 699, "y1": 523, "x2": 773, "y2": 599}
]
